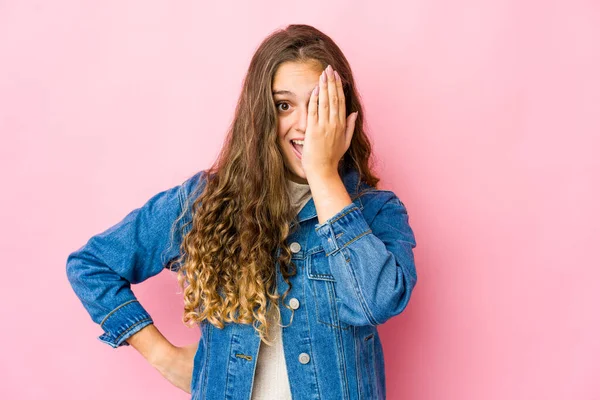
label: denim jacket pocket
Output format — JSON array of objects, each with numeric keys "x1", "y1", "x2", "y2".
[
  {"x1": 357, "y1": 329, "x2": 380, "y2": 400},
  {"x1": 306, "y1": 246, "x2": 351, "y2": 330}
]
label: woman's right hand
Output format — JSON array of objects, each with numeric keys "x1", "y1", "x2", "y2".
[{"x1": 152, "y1": 342, "x2": 199, "y2": 394}]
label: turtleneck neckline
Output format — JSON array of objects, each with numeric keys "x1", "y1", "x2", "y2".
[
  {"x1": 286, "y1": 178, "x2": 312, "y2": 215},
  {"x1": 286, "y1": 178, "x2": 310, "y2": 186}
]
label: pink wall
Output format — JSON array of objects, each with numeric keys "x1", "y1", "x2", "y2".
[{"x1": 1, "y1": 1, "x2": 598, "y2": 399}]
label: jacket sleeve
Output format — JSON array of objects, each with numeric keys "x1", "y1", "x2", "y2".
[
  {"x1": 65, "y1": 171, "x2": 203, "y2": 348},
  {"x1": 314, "y1": 192, "x2": 417, "y2": 326}
]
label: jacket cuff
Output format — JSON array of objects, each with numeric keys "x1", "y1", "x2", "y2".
[
  {"x1": 97, "y1": 300, "x2": 154, "y2": 348},
  {"x1": 314, "y1": 203, "x2": 372, "y2": 256}
]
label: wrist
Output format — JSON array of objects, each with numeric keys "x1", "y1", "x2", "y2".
[
  {"x1": 304, "y1": 167, "x2": 340, "y2": 182},
  {"x1": 127, "y1": 324, "x2": 176, "y2": 368}
]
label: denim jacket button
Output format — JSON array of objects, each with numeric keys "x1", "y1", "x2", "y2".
[
  {"x1": 289, "y1": 297, "x2": 300, "y2": 310},
  {"x1": 298, "y1": 352, "x2": 310, "y2": 364},
  {"x1": 290, "y1": 242, "x2": 301, "y2": 253}
]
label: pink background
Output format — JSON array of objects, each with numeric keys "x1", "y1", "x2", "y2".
[{"x1": 1, "y1": 1, "x2": 599, "y2": 399}]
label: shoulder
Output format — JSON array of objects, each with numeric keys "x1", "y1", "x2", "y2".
[
  {"x1": 180, "y1": 169, "x2": 210, "y2": 199},
  {"x1": 356, "y1": 188, "x2": 408, "y2": 224}
]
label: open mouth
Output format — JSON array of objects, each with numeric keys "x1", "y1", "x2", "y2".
[{"x1": 290, "y1": 140, "x2": 303, "y2": 159}]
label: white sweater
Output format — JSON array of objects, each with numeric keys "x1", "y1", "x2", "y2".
[{"x1": 250, "y1": 178, "x2": 312, "y2": 400}]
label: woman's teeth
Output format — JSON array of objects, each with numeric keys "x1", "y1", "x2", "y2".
[{"x1": 291, "y1": 140, "x2": 303, "y2": 156}]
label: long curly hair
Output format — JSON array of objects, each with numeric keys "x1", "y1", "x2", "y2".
[{"x1": 171, "y1": 24, "x2": 380, "y2": 345}]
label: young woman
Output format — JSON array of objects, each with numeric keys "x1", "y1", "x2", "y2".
[{"x1": 66, "y1": 24, "x2": 417, "y2": 400}]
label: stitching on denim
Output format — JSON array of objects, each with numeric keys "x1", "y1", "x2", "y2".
[
  {"x1": 305, "y1": 303, "x2": 322, "y2": 399},
  {"x1": 310, "y1": 273, "x2": 335, "y2": 280},
  {"x1": 114, "y1": 317, "x2": 152, "y2": 344},
  {"x1": 299, "y1": 276, "x2": 322, "y2": 398},
  {"x1": 318, "y1": 319, "x2": 352, "y2": 330},
  {"x1": 308, "y1": 250, "x2": 351, "y2": 330},
  {"x1": 314, "y1": 205, "x2": 359, "y2": 233},
  {"x1": 327, "y1": 205, "x2": 359, "y2": 225},
  {"x1": 224, "y1": 332, "x2": 234, "y2": 397},
  {"x1": 372, "y1": 334, "x2": 381, "y2": 399},
  {"x1": 366, "y1": 334, "x2": 376, "y2": 398},
  {"x1": 307, "y1": 249, "x2": 335, "y2": 281},
  {"x1": 100, "y1": 299, "x2": 139, "y2": 327},
  {"x1": 342, "y1": 244, "x2": 379, "y2": 325},
  {"x1": 342, "y1": 229, "x2": 372, "y2": 248},
  {"x1": 325, "y1": 281, "x2": 351, "y2": 330},
  {"x1": 329, "y1": 290, "x2": 351, "y2": 400},
  {"x1": 311, "y1": 279, "x2": 325, "y2": 325},
  {"x1": 325, "y1": 229, "x2": 372, "y2": 257},
  {"x1": 355, "y1": 329, "x2": 365, "y2": 400},
  {"x1": 177, "y1": 185, "x2": 185, "y2": 215},
  {"x1": 201, "y1": 324, "x2": 211, "y2": 400}
]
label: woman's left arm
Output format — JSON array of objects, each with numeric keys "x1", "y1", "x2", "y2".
[{"x1": 313, "y1": 192, "x2": 417, "y2": 326}]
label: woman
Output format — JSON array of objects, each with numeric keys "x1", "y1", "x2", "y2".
[{"x1": 66, "y1": 24, "x2": 417, "y2": 400}]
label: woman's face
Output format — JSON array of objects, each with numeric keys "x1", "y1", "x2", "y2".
[{"x1": 272, "y1": 60, "x2": 323, "y2": 184}]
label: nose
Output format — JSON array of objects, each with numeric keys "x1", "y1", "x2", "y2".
[{"x1": 295, "y1": 106, "x2": 308, "y2": 132}]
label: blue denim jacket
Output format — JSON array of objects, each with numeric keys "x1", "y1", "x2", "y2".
[{"x1": 66, "y1": 167, "x2": 417, "y2": 400}]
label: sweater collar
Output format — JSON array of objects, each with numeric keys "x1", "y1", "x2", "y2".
[{"x1": 295, "y1": 167, "x2": 365, "y2": 224}]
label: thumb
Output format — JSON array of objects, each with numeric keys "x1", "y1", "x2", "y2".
[{"x1": 345, "y1": 111, "x2": 358, "y2": 148}]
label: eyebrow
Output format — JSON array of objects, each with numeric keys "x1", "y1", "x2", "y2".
[{"x1": 272, "y1": 89, "x2": 315, "y2": 97}]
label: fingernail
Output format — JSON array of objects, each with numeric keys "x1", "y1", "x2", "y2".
[
  {"x1": 314, "y1": 85, "x2": 320, "y2": 96},
  {"x1": 321, "y1": 71, "x2": 327, "y2": 83},
  {"x1": 334, "y1": 71, "x2": 340, "y2": 82}
]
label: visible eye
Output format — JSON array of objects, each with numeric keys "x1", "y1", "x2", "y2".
[{"x1": 275, "y1": 102, "x2": 290, "y2": 112}]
